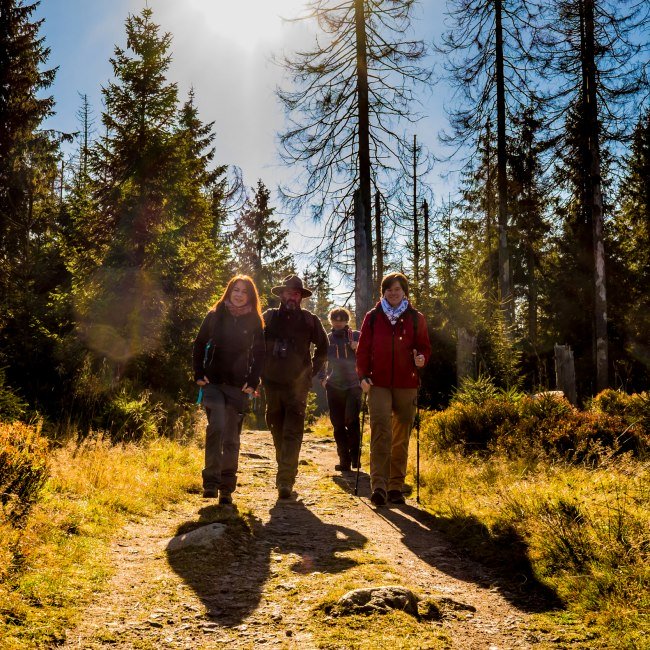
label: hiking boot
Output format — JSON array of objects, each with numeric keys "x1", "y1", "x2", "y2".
[
  {"x1": 370, "y1": 488, "x2": 387, "y2": 506},
  {"x1": 202, "y1": 488, "x2": 217, "y2": 498},
  {"x1": 335, "y1": 463, "x2": 351, "y2": 472},
  {"x1": 387, "y1": 489, "x2": 406, "y2": 504},
  {"x1": 218, "y1": 490, "x2": 233, "y2": 505},
  {"x1": 278, "y1": 485, "x2": 292, "y2": 499}
]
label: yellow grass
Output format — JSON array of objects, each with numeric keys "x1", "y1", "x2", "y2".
[
  {"x1": 409, "y1": 445, "x2": 650, "y2": 648},
  {"x1": 0, "y1": 433, "x2": 203, "y2": 649}
]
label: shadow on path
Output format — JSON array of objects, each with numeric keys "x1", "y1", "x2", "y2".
[
  {"x1": 332, "y1": 475, "x2": 561, "y2": 613},
  {"x1": 267, "y1": 498, "x2": 367, "y2": 575},
  {"x1": 166, "y1": 497, "x2": 368, "y2": 627},
  {"x1": 166, "y1": 505, "x2": 268, "y2": 626}
]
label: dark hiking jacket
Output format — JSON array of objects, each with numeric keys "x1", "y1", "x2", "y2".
[
  {"x1": 262, "y1": 305, "x2": 328, "y2": 388},
  {"x1": 321, "y1": 326, "x2": 361, "y2": 390},
  {"x1": 192, "y1": 304, "x2": 265, "y2": 388}
]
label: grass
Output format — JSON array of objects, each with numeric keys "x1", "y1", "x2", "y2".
[
  {"x1": 409, "y1": 444, "x2": 650, "y2": 648},
  {"x1": 0, "y1": 433, "x2": 203, "y2": 649}
]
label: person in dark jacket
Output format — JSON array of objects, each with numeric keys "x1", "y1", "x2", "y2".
[
  {"x1": 262, "y1": 275, "x2": 328, "y2": 499},
  {"x1": 356, "y1": 272, "x2": 431, "y2": 506},
  {"x1": 193, "y1": 275, "x2": 265, "y2": 503},
  {"x1": 319, "y1": 307, "x2": 361, "y2": 472}
]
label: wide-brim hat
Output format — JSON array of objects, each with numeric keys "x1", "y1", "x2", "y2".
[{"x1": 271, "y1": 274, "x2": 313, "y2": 298}]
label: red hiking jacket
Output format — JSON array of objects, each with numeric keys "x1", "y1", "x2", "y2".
[{"x1": 355, "y1": 303, "x2": 431, "y2": 389}]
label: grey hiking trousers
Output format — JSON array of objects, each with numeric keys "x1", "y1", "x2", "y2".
[{"x1": 202, "y1": 383, "x2": 245, "y2": 493}]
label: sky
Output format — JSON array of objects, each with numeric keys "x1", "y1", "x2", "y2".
[{"x1": 36, "y1": 0, "x2": 456, "y2": 274}]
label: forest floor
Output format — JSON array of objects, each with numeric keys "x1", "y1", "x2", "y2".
[{"x1": 61, "y1": 428, "x2": 565, "y2": 649}]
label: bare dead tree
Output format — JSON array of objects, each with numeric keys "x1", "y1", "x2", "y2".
[{"x1": 277, "y1": 0, "x2": 431, "y2": 320}]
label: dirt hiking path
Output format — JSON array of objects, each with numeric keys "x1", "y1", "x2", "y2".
[{"x1": 63, "y1": 429, "x2": 551, "y2": 649}]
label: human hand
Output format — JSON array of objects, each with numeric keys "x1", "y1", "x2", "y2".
[
  {"x1": 413, "y1": 349, "x2": 425, "y2": 368},
  {"x1": 241, "y1": 383, "x2": 255, "y2": 394},
  {"x1": 361, "y1": 378, "x2": 373, "y2": 393},
  {"x1": 320, "y1": 379, "x2": 327, "y2": 388},
  {"x1": 349, "y1": 341, "x2": 358, "y2": 351},
  {"x1": 197, "y1": 376, "x2": 209, "y2": 386}
]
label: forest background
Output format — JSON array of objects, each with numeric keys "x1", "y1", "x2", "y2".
[{"x1": 1, "y1": 0, "x2": 648, "y2": 431}]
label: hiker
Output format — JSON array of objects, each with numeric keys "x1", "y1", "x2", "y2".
[
  {"x1": 319, "y1": 307, "x2": 362, "y2": 472},
  {"x1": 193, "y1": 275, "x2": 265, "y2": 504},
  {"x1": 356, "y1": 272, "x2": 431, "y2": 506},
  {"x1": 262, "y1": 275, "x2": 328, "y2": 499}
]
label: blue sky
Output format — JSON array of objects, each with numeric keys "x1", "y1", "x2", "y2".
[{"x1": 36, "y1": 0, "x2": 455, "y2": 272}]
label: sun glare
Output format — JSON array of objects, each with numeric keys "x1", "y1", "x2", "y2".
[{"x1": 194, "y1": 0, "x2": 309, "y2": 51}]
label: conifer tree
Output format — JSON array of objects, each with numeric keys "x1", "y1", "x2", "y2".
[
  {"x1": 0, "y1": 0, "x2": 67, "y2": 410},
  {"x1": 303, "y1": 260, "x2": 334, "y2": 323},
  {"x1": 532, "y1": 0, "x2": 648, "y2": 391},
  {"x1": 232, "y1": 180, "x2": 294, "y2": 305},
  {"x1": 437, "y1": 0, "x2": 535, "y2": 326},
  {"x1": 609, "y1": 109, "x2": 650, "y2": 386}
]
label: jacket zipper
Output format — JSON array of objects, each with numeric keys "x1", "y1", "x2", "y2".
[{"x1": 391, "y1": 325, "x2": 395, "y2": 387}]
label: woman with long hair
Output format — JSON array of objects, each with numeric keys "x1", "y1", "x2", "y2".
[
  {"x1": 192, "y1": 275, "x2": 265, "y2": 503},
  {"x1": 356, "y1": 272, "x2": 431, "y2": 506}
]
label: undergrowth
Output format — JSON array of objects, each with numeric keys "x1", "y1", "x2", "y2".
[{"x1": 412, "y1": 378, "x2": 650, "y2": 648}]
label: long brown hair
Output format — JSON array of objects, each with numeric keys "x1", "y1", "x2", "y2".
[{"x1": 212, "y1": 275, "x2": 263, "y2": 327}]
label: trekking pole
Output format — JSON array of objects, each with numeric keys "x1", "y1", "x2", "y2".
[
  {"x1": 354, "y1": 391, "x2": 368, "y2": 496},
  {"x1": 415, "y1": 389, "x2": 421, "y2": 504}
]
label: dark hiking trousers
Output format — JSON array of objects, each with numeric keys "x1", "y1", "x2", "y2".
[
  {"x1": 202, "y1": 384, "x2": 244, "y2": 493},
  {"x1": 265, "y1": 382, "x2": 309, "y2": 488},
  {"x1": 326, "y1": 384, "x2": 361, "y2": 467}
]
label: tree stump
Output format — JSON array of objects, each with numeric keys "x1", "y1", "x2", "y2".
[{"x1": 554, "y1": 344, "x2": 577, "y2": 405}]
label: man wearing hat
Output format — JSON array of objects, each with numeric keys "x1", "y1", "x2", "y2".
[{"x1": 262, "y1": 275, "x2": 328, "y2": 499}]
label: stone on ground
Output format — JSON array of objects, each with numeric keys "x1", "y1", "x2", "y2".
[
  {"x1": 335, "y1": 586, "x2": 420, "y2": 617},
  {"x1": 165, "y1": 523, "x2": 226, "y2": 552}
]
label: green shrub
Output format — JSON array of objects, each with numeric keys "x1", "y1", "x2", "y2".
[
  {"x1": 0, "y1": 422, "x2": 49, "y2": 525},
  {"x1": 99, "y1": 384, "x2": 164, "y2": 442},
  {"x1": 422, "y1": 398, "x2": 519, "y2": 452},
  {"x1": 422, "y1": 388, "x2": 648, "y2": 463},
  {"x1": 451, "y1": 374, "x2": 501, "y2": 405},
  {"x1": 590, "y1": 389, "x2": 650, "y2": 436},
  {"x1": 0, "y1": 369, "x2": 27, "y2": 423}
]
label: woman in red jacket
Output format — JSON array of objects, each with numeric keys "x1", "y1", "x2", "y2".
[{"x1": 356, "y1": 272, "x2": 431, "y2": 506}]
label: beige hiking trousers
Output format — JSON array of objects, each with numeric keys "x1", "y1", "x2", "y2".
[{"x1": 367, "y1": 386, "x2": 417, "y2": 493}]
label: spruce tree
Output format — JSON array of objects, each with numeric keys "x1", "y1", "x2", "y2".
[
  {"x1": 0, "y1": 0, "x2": 67, "y2": 411},
  {"x1": 609, "y1": 109, "x2": 650, "y2": 388},
  {"x1": 232, "y1": 180, "x2": 294, "y2": 305}
]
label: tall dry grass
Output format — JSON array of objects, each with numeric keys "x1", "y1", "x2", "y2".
[
  {"x1": 410, "y1": 389, "x2": 650, "y2": 648},
  {"x1": 1, "y1": 428, "x2": 203, "y2": 648}
]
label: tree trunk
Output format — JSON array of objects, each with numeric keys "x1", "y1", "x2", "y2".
[
  {"x1": 374, "y1": 189, "x2": 383, "y2": 292},
  {"x1": 354, "y1": 0, "x2": 373, "y2": 320},
  {"x1": 412, "y1": 134, "x2": 420, "y2": 304},
  {"x1": 581, "y1": 0, "x2": 608, "y2": 391},
  {"x1": 485, "y1": 120, "x2": 496, "y2": 296},
  {"x1": 457, "y1": 328, "x2": 477, "y2": 383},
  {"x1": 423, "y1": 199, "x2": 430, "y2": 299},
  {"x1": 527, "y1": 244, "x2": 537, "y2": 346},
  {"x1": 495, "y1": 0, "x2": 512, "y2": 324},
  {"x1": 354, "y1": 189, "x2": 371, "y2": 323}
]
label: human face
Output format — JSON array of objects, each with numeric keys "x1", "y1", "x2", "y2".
[
  {"x1": 330, "y1": 316, "x2": 348, "y2": 331},
  {"x1": 230, "y1": 280, "x2": 250, "y2": 308},
  {"x1": 383, "y1": 280, "x2": 406, "y2": 307},
  {"x1": 281, "y1": 288, "x2": 302, "y2": 310}
]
